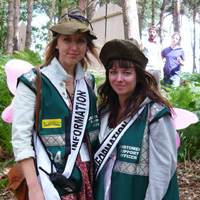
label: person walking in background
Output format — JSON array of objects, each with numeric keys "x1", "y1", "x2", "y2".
[
  {"x1": 94, "y1": 39, "x2": 179, "y2": 200},
  {"x1": 161, "y1": 32, "x2": 185, "y2": 87},
  {"x1": 142, "y1": 25, "x2": 163, "y2": 89},
  {"x1": 12, "y1": 7, "x2": 100, "y2": 200}
]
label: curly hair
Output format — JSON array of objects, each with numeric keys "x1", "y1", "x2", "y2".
[{"x1": 149, "y1": 25, "x2": 159, "y2": 33}]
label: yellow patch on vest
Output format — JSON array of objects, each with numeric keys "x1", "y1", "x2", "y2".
[{"x1": 42, "y1": 119, "x2": 62, "y2": 128}]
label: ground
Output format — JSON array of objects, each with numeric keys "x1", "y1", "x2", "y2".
[{"x1": 0, "y1": 147, "x2": 199, "y2": 200}]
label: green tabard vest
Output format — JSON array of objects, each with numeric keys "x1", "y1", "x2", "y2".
[
  {"x1": 95, "y1": 103, "x2": 179, "y2": 200},
  {"x1": 20, "y1": 69, "x2": 100, "y2": 196}
]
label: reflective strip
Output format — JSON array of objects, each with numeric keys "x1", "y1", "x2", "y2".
[
  {"x1": 113, "y1": 103, "x2": 166, "y2": 176},
  {"x1": 88, "y1": 130, "x2": 99, "y2": 142},
  {"x1": 23, "y1": 70, "x2": 37, "y2": 90},
  {"x1": 113, "y1": 122, "x2": 149, "y2": 176},
  {"x1": 113, "y1": 161, "x2": 149, "y2": 176},
  {"x1": 40, "y1": 134, "x2": 65, "y2": 146}
]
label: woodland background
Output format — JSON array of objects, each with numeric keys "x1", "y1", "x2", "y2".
[{"x1": 0, "y1": 0, "x2": 200, "y2": 199}]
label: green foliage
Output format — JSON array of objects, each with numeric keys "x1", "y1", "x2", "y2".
[
  {"x1": 12, "y1": 48, "x2": 43, "y2": 66},
  {"x1": 138, "y1": 0, "x2": 162, "y2": 29},
  {"x1": 0, "y1": 175, "x2": 8, "y2": 190},
  {"x1": 0, "y1": 63, "x2": 13, "y2": 154},
  {"x1": 88, "y1": 68, "x2": 105, "y2": 88},
  {"x1": 0, "y1": 159, "x2": 14, "y2": 190},
  {"x1": 162, "y1": 72, "x2": 200, "y2": 161},
  {"x1": 0, "y1": 50, "x2": 43, "y2": 154},
  {"x1": 95, "y1": 75, "x2": 105, "y2": 88}
]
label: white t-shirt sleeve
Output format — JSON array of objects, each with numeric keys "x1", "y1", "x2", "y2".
[{"x1": 12, "y1": 82, "x2": 36, "y2": 161}]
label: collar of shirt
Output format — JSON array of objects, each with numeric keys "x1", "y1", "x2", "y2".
[
  {"x1": 48, "y1": 57, "x2": 85, "y2": 82},
  {"x1": 148, "y1": 38, "x2": 157, "y2": 44}
]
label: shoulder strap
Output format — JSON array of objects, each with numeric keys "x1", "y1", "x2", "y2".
[
  {"x1": 34, "y1": 67, "x2": 41, "y2": 137},
  {"x1": 148, "y1": 103, "x2": 150, "y2": 127},
  {"x1": 84, "y1": 74, "x2": 97, "y2": 102},
  {"x1": 84, "y1": 73, "x2": 95, "y2": 89}
]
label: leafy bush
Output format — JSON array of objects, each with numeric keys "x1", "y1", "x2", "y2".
[
  {"x1": 12, "y1": 48, "x2": 43, "y2": 66},
  {"x1": 162, "y1": 72, "x2": 200, "y2": 161},
  {"x1": 0, "y1": 65, "x2": 13, "y2": 154},
  {"x1": 0, "y1": 50, "x2": 43, "y2": 154}
]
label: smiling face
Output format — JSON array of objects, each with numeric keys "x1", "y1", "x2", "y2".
[
  {"x1": 56, "y1": 33, "x2": 87, "y2": 73},
  {"x1": 109, "y1": 63, "x2": 137, "y2": 102}
]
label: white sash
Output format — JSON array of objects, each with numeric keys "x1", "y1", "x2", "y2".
[
  {"x1": 34, "y1": 132, "x2": 61, "y2": 200},
  {"x1": 94, "y1": 105, "x2": 145, "y2": 178},
  {"x1": 34, "y1": 78, "x2": 89, "y2": 199},
  {"x1": 63, "y1": 78, "x2": 90, "y2": 178}
]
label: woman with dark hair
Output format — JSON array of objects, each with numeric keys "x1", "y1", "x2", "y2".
[
  {"x1": 12, "y1": 7, "x2": 100, "y2": 200},
  {"x1": 95, "y1": 39, "x2": 179, "y2": 200}
]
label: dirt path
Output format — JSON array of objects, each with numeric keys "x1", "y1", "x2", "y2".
[{"x1": 0, "y1": 147, "x2": 199, "y2": 200}]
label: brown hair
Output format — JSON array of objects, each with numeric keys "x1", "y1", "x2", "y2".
[
  {"x1": 40, "y1": 33, "x2": 100, "y2": 70},
  {"x1": 172, "y1": 32, "x2": 181, "y2": 45},
  {"x1": 98, "y1": 59, "x2": 172, "y2": 128},
  {"x1": 149, "y1": 25, "x2": 158, "y2": 33}
]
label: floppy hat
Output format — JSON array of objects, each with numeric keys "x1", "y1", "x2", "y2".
[
  {"x1": 50, "y1": 7, "x2": 97, "y2": 39},
  {"x1": 99, "y1": 39, "x2": 148, "y2": 69}
]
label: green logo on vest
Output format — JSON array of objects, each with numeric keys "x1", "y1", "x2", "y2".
[{"x1": 42, "y1": 119, "x2": 62, "y2": 128}]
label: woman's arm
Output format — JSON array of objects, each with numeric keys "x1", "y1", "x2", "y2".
[
  {"x1": 145, "y1": 114, "x2": 177, "y2": 200},
  {"x1": 12, "y1": 82, "x2": 44, "y2": 199},
  {"x1": 12, "y1": 82, "x2": 36, "y2": 161},
  {"x1": 20, "y1": 158, "x2": 44, "y2": 200}
]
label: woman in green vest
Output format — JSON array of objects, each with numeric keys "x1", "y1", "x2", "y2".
[
  {"x1": 95, "y1": 39, "x2": 179, "y2": 200},
  {"x1": 12, "y1": 7, "x2": 100, "y2": 200}
]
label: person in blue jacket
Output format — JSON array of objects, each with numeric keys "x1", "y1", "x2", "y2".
[{"x1": 161, "y1": 32, "x2": 185, "y2": 87}]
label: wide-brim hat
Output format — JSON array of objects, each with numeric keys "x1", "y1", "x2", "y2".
[
  {"x1": 99, "y1": 39, "x2": 148, "y2": 69},
  {"x1": 50, "y1": 7, "x2": 97, "y2": 40}
]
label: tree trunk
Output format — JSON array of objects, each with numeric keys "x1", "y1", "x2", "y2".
[
  {"x1": 58, "y1": 0, "x2": 62, "y2": 17},
  {"x1": 152, "y1": 0, "x2": 155, "y2": 25},
  {"x1": 14, "y1": 0, "x2": 20, "y2": 52},
  {"x1": 173, "y1": 0, "x2": 180, "y2": 32},
  {"x1": 7, "y1": 0, "x2": 14, "y2": 55},
  {"x1": 122, "y1": 0, "x2": 140, "y2": 43},
  {"x1": 138, "y1": 0, "x2": 147, "y2": 38},
  {"x1": 87, "y1": 0, "x2": 98, "y2": 21},
  {"x1": 193, "y1": 0, "x2": 197, "y2": 72},
  {"x1": 25, "y1": 0, "x2": 34, "y2": 49},
  {"x1": 79, "y1": 0, "x2": 88, "y2": 16},
  {"x1": 0, "y1": 1, "x2": 5, "y2": 50},
  {"x1": 47, "y1": 0, "x2": 56, "y2": 41},
  {"x1": 159, "y1": 0, "x2": 166, "y2": 45}
]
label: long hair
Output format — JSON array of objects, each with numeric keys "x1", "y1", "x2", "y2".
[
  {"x1": 98, "y1": 59, "x2": 172, "y2": 128},
  {"x1": 40, "y1": 33, "x2": 100, "y2": 70}
]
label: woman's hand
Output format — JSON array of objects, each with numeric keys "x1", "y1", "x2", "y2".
[
  {"x1": 28, "y1": 180, "x2": 45, "y2": 200},
  {"x1": 19, "y1": 158, "x2": 45, "y2": 200}
]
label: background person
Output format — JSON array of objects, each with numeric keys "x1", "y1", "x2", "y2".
[
  {"x1": 95, "y1": 39, "x2": 179, "y2": 200},
  {"x1": 142, "y1": 25, "x2": 163, "y2": 89},
  {"x1": 161, "y1": 32, "x2": 185, "y2": 87},
  {"x1": 12, "y1": 7, "x2": 100, "y2": 200}
]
